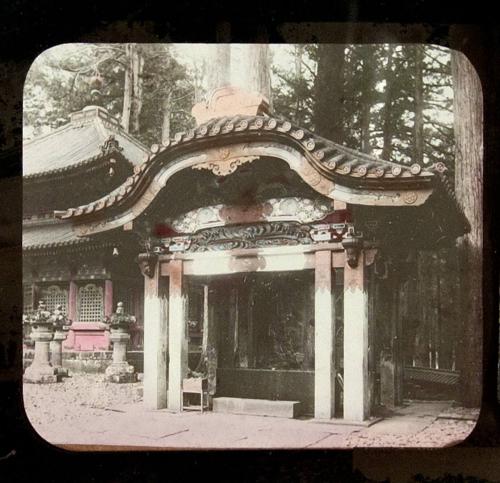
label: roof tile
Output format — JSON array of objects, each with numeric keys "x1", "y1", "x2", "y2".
[{"x1": 23, "y1": 106, "x2": 150, "y2": 177}]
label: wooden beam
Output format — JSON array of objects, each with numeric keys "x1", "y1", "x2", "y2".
[
  {"x1": 68, "y1": 280, "x2": 77, "y2": 322},
  {"x1": 143, "y1": 260, "x2": 168, "y2": 410},
  {"x1": 201, "y1": 284, "x2": 209, "y2": 356},
  {"x1": 314, "y1": 250, "x2": 336, "y2": 419},
  {"x1": 104, "y1": 279, "x2": 113, "y2": 317},
  {"x1": 207, "y1": 287, "x2": 217, "y2": 396},
  {"x1": 167, "y1": 260, "x2": 187, "y2": 411},
  {"x1": 183, "y1": 253, "x2": 315, "y2": 276},
  {"x1": 343, "y1": 250, "x2": 370, "y2": 422}
]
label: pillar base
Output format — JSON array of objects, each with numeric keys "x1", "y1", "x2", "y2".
[
  {"x1": 24, "y1": 363, "x2": 62, "y2": 384},
  {"x1": 104, "y1": 362, "x2": 137, "y2": 383}
]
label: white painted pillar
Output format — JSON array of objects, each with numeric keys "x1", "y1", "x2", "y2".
[
  {"x1": 314, "y1": 250, "x2": 335, "y2": 419},
  {"x1": 143, "y1": 261, "x2": 168, "y2": 409},
  {"x1": 343, "y1": 250, "x2": 369, "y2": 422},
  {"x1": 201, "y1": 284, "x2": 209, "y2": 354},
  {"x1": 167, "y1": 260, "x2": 187, "y2": 411}
]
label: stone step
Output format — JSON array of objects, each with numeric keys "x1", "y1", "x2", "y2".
[{"x1": 212, "y1": 397, "x2": 302, "y2": 419}]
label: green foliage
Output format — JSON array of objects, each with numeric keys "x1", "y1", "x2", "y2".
[
  {"x1": 271, "y1": 43, "x2": 454, "y2": 169},
  {"x1": 137, "y1": 44, "x2": 195, "y2": 146},
  {"x1": 23, "y1": 44, "x2": 195, "y2": 146},
  {"x1": 25, "y1": 43, "x2": 454, "y2": 171},
  {"x1": 272, "y1": 45, "x2": 316, "y2": 129}
]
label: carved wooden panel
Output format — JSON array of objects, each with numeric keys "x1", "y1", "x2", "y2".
[
  {"x1": 187, "y1": 222, "x2": 313, "y2": 252},
  {"x1": 171, "y1": 197, "x2": 334, "y2": 234}
]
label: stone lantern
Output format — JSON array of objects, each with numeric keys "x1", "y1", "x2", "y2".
[
  {"x1": 104, "y1": 302, "x2": 137, "y2": 383},
  {"x1": 24, "y1": 301, "x2": 60, "y2": 383},
  {"x1": 49, "y1": 304, "x2": 71, "y2": 377}
]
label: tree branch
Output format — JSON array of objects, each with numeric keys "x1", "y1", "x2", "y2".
[
  {"x1": 171, "y1": 90, "x2": 195, "y2": 103},
  {"x1": 423, "y1": 112, "x2": 451, "y2": 124},
  {"x1": 300, "y1": 59, "x2": 317, "y2": 79},
  {"x1": 424, "y1": 50, "x2": 449, "y2": 68}
]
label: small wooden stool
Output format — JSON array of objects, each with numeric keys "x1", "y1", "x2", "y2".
[{"x1": 182, "y1": 377, "x2": 209, "y2": 412}]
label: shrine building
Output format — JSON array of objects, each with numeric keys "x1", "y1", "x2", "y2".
[
  {"x1": 23, "y1": 105, "x2": 149, "y2": 353},
  {"x1": 23, "y1": 88, "x2": 468, "y2": 422}
]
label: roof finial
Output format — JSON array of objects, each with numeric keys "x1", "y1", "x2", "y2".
[{"x1": 191, "y1": 86, "x2": 270, "y2": 126}]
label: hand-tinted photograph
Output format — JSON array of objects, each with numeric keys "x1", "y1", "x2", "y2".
[{"x1": 21, "y1": 42, "x2": 482, "y2": 449}]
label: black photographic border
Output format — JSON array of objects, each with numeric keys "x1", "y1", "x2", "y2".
[{"x1": 1, "y1": 2, "x2": 499, "y2": 481}]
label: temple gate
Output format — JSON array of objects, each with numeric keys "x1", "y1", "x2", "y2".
[{"x1": 55, "y1": 87, "x2": 467, "y2": 422}]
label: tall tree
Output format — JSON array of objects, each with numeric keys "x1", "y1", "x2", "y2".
[
  {"x1": 121, "y1": 44, "x2": 133, "y2": 133},
  {"x1": 359, "y1": 47, "x2": 376, "y2": 154},
  {"x1": 451, "y1": 50, "x2": 483, "y2": 407},
  {"x1": 160, "y1": 90, "x2": 172, "y2": 145},
  {"x1": 422, "y1": 45, "x2": 454, "y2": 169},
  {"x1": 241, "y1": 44, "x2": 272, "y2": 107},
  {"x1": 206, "y1": 44, "x2": 231, "y2": 94},
  {"x1": 121, "y1": 43, "x2": 145, "y2": 135},
  {"x1": 293, "y1": 45, "x2": 305, "y2": 121},
  {"x1": 130, "y1": 44, "x2": 145, "y2": 135},
  {"x1": 272, "y1": 44, "x2": 315, "y2": 128},
  {"x1": 23, "y1": 44, "x2": 195, "y2": 146},
  {"x1": 140, "y1": 44, "x2": 194, "y2": 146},
  {"x1": 381, "y1": 45, "x2": 396, "y2": 160},
  {"x1": 413, "y1": 45, "x2": 425, "y2": 165},
  {"x1": 343, "y1": 44, "x2": 382, "y2": 153},
  {"x1": 313, "y1": 44, "x2": 346, "y2": 142}
]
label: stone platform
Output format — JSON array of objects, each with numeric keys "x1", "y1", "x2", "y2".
[{"x1": 213, "y1": 397, "x2": 302, "y2": 418}]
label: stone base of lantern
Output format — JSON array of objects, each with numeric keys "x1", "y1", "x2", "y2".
[
  {"x1": 104, "y1": 361, "x2": 137, "y2": 383},
  {"x1": 54, "y1": 366, "x2": 69, "y2": 378},
  {"x1": 51, "y1": 333, "x2": 70, "y2": 378},
  {"x1": 24, "y1": 363, "x2": 61, "y2": 384}
]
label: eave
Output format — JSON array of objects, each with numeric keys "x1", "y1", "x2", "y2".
[
  {"x1": 23, "y1": 141, "x2": 137, "y2": 183},
  {"x1": 53, "y1": 115, "x2": 454, "y2": 236}
]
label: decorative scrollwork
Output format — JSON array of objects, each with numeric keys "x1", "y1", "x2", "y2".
[
  {"x1": 192, "y1": 147, "x2": 259, "y2": 176},
  {"x1": 187, "y1": 222, "x2": 313, "y2": 252},
  {"x1": 170, "y1": 197, "x2": 334, "y2": 234},
  {"x1": 404, "y1": 192, "x2": 418, "y2": 205}
]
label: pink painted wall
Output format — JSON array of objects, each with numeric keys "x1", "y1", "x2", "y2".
[{"x1": 63, "y1": 322, "x2": 110, "y2": 351}]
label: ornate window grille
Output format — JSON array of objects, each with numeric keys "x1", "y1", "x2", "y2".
[
  {"x1": 40, "y1": 284, "x2": 68, "y2": 314},
  {"x1": 78, "y1": 283, "x2": 104, "y2": 323},
  {"x1": 23, "y1": 284, "x2": 33, "y2": 314}
]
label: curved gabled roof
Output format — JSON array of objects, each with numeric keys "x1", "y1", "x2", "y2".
[
  {"x1": 54, "y1": 114, "x2": 458, "y2": 237},
  {"x1": 23, "y1": 106, "x2": 150, "y2": 179}
]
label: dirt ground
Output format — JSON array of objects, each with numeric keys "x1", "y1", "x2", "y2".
[{"x1": 23, "y1": 374, "x2": 478, "y2": 449}]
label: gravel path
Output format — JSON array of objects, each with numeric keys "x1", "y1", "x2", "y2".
[
  {"x1": 343, "y1": 417, "x2": 477, "y2": 448},
  {"x1": 23, "y1": 374, "x2": 142, "y2": 427},
  {"x1": 23, "y1": 374, "x2": 478, "y2": 449}
]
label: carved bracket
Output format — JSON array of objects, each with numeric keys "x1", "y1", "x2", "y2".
[
  {"x1": 193, "y1": 149, "x2": 260, "y2": 176},
  {"x1": 341, "y1": 227, "x2": 364, "y2": 268},
  {"x1": 136, "y1": 252, "x2": 158, "y2": 278}
]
